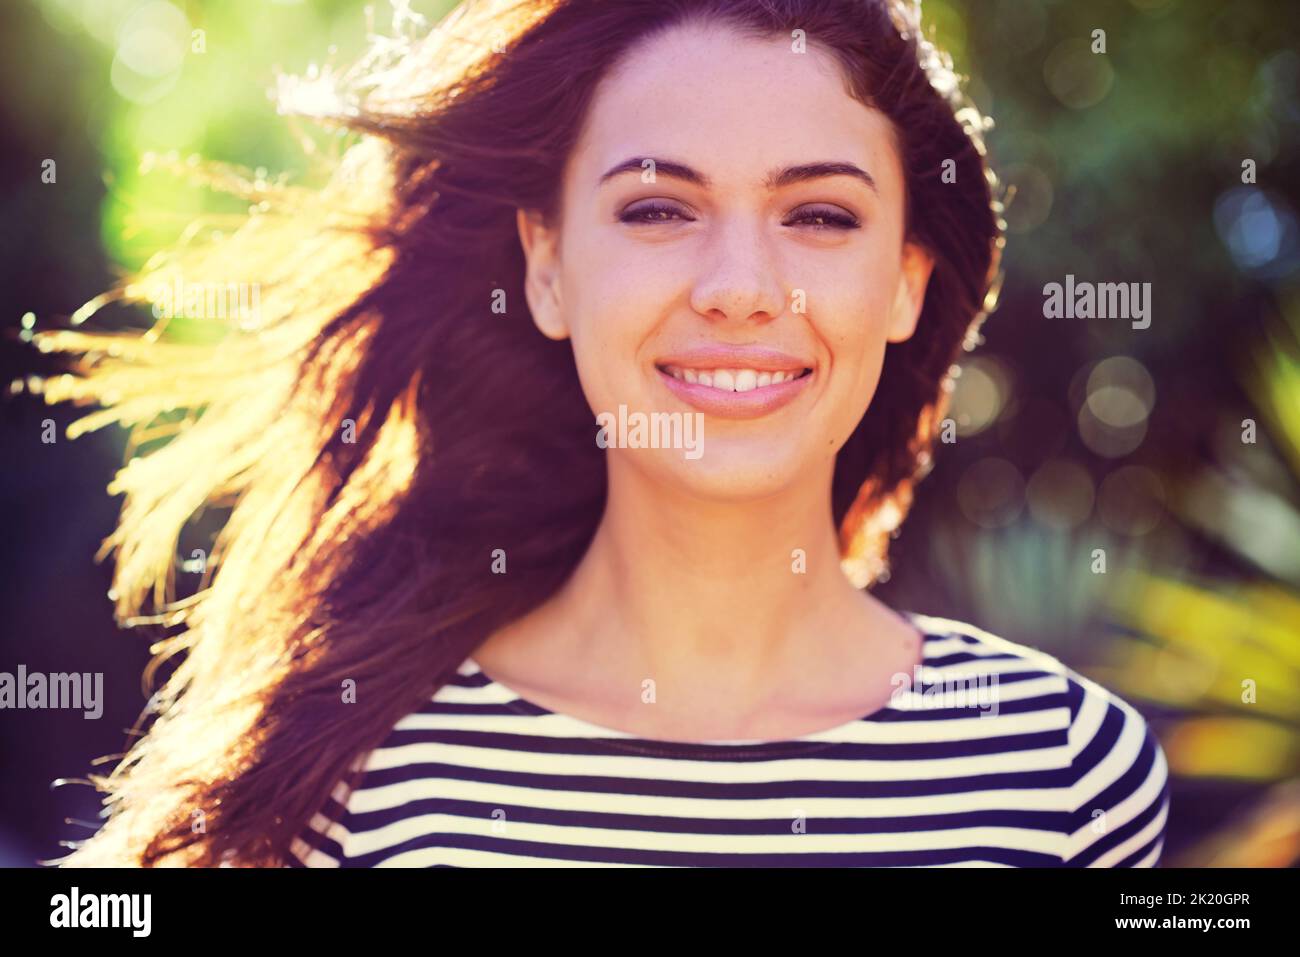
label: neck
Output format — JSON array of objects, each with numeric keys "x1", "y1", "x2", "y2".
[{"x1": 553, "y1": 454, "x2": 874, "y2": 707}]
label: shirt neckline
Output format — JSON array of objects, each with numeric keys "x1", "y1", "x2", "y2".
[{"x1": 463, "y1": 609, "x2": 935, "y2": 760}]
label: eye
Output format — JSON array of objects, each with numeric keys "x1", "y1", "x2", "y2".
[
  {"x1": 619, "y1": 201, "x2": 694, "y2": 224},
  {"x1": 786, "y1": 205, "x2": 861, "y2": 231}
]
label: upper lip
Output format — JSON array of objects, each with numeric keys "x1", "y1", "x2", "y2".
[{"x1": 655, "y1": 345, "x2": 813, "y2": 373}]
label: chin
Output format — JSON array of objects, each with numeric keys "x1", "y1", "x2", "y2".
[{"x1": 645, "y1": 444, "x2": 813, "y2": 501}]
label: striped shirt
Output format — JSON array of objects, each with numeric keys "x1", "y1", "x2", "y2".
[{"x1": 286, "y1": 611, "x2": 1170, "y2": 867}]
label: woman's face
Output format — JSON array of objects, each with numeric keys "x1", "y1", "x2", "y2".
[{"x1": 518, "y1": 19, "x2": 933, "y2": 502}]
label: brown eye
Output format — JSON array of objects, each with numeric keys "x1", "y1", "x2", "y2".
[
  {"x1": 787, "y1": 205, "x2": 860, "y2": 230},
  {"x1": 619, "y1": 201, "x2": 694, "y2": 224}
]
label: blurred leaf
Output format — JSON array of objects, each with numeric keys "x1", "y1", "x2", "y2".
[{"x1": 1163, "y1": 716, "x2": 1300, "y2": 780}]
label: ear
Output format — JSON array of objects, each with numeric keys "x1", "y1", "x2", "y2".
[
  {"x1": 516, "y1": 207, "x2": 568, "y2": 341},
  {"x1": 885, "y1": 240, "x2": 935, "y2": 344}
]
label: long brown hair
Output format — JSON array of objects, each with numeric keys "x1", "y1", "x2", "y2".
[{"x1": 39, "y1": 0, "x2": 1003, "y2": 866}]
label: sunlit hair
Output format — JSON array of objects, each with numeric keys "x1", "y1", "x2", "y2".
[{"x1": 37, "y1": 0, "x2": 1003, "y2": 866}]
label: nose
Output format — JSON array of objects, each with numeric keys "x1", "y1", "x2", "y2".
[{"x1": 688, "y1": 214, "x2": 786, "y2": 326}]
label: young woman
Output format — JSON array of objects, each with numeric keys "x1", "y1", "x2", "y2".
[{"x1": 42, "y1": 0, "x2": 1169, "y2": 867}]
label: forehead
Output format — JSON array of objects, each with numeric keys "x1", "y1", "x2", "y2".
[{"x1": 565, "y1": 18, "x2": 901, "y2": 196}]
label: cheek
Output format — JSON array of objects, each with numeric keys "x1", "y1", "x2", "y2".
[
  {"x1": 566, "y1": 215, "x2": 693, "y2": 333},
  {"x1": 561, "y1": 237, "x2": 676, "y2": 404},
  {"x1": 815, "y1": 258, "x2": 894, "y2": 350},
  {"x1": 814, "y1": 269, "x2": 898, "y2": 419}
]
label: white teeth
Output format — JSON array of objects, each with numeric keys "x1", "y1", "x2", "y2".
[{"x1": 662, "y1": 365, "x2": 807, "y2": 392}]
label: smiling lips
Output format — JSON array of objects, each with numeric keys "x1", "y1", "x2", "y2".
[
  {"x1": 655, "y1": 346, "x2": 814, "y2": 419},
  {"x1": 659, "y1": 365, "x2": 809, "y2": 391}
]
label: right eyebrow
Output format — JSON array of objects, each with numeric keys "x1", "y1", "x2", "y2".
[{"x1": 598, "y1": 157, "x2": 712, "y2": 189}]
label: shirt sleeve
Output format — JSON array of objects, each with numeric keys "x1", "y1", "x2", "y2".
[
  {"x1": 1058, "y1": 668, "x2": 1171, "y2": 867},
  {"x1": 282, "y1": 765, "x2": 364, "y2": 867}
]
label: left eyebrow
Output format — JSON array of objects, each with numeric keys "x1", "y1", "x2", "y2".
[
  {"x1": 766, "y1": 162, "x2": 877, "y2": 194},
  {"x1": 597, "y1": 157, "x2": 878, "y2": 194}
]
